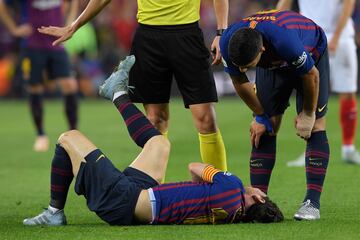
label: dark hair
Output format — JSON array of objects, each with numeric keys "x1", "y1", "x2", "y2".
[
  {"x1": 241, "y1": 197, "x2": 284, "y2": 223},
  {"x1": 228, "y1": 28, "x2": 263, "y2": 66}
]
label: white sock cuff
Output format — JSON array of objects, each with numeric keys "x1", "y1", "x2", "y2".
[{"x1": 112, "y1": 91, "x2": 127, "y2": 102}]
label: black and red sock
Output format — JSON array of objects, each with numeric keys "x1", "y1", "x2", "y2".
[
  {"x1": 250, "y1": 135, "x2": 276, "y2": 194},
  {"x1": 29, "y1": 93, "x2": 44, "y2": 135},
  {"x1": 113, "y1": 94, "x2": 161, "y2": 148},
  {"x1": 304, "y1": 131, "x2": 329, "y2": 209},
  {"x1": 64, "y1": 93, "x2": 78, "y2": 130},
  {"x1": 49, "y1": 144, "x2": 73, "y2": 210}
]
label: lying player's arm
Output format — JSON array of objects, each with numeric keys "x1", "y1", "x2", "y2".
[
  {"x1": 211, "y1": 0, "x2": 229, "y2": 65},
  {"x1": 276, "y1": 0, "x2": 293, "y2": 11},
  {"x1": 38, "y1": 0, "x2": 112, "y2": 45},
  {"x1": 188, "y1": 163, "x2": 221, "y2": 183},
  {"x1": 0, "y1": 0, "x2": 32, "y2": 37}
]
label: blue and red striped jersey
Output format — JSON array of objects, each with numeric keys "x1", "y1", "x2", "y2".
[
  {"x1": 5, "y1": 0, "x2": 64, "y2": 50},
  {"x1": 151, "y1": 172, "x2": 245, "y2": 224},
  {"x1": 220, "y1": 10, "x2": 327, "y2": 76}
]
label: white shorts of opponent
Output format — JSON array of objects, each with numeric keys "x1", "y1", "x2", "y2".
[{"x1": 329, "y1": 38, "x2": 358, "y2": 93}]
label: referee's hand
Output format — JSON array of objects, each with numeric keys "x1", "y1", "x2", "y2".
[{"x1": 210, "y1": 36, "x2": 222, "y2": 65}]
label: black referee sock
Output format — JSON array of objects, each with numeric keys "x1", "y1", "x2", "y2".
[
  {"x1": 49, "y1": 144, "x2": 74, "y2": 210},
  {"x1": 113, "y1": 94, "x2": 161, "y2": 148}
]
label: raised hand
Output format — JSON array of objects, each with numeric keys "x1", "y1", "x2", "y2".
[{"x1": 38, "y1": 24, "x2": 76, "y2": 46}]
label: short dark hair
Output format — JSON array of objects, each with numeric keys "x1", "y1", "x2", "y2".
[
  {"x1": 241, "y1": 197, "x2": 284, "y2": 223},
  {"x1": 228, "y1": 28, "x2": 263, "y2": 66}
]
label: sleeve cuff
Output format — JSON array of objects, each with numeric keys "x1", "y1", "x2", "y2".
[{"x1": 201, "y1": 165, "x2": 221, "y2": 183}]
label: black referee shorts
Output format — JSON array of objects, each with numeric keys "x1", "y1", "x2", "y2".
[{"x1": 129, "y1": 22, "x2": 218, "y2": 108}]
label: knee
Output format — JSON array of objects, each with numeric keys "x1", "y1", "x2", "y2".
[
  {"x1": 147, "y1": 112, "x2": 169, "y2": 129},
  {"x1": 157, "y1": 136, "x2": 171, "y2": 158},
  {"x1": 194, "y1": 113, "x2": 217, "y2": 133},
  {"x1": 58, "y1": 129, "x2": 80, "y2": 145},
  {"x1": 59, "y1": 77, "x2": 78, "y2": 94}
]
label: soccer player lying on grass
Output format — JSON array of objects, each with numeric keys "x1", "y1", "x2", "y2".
[{"x1": 23, "y1": 56, "x2": 283, "y2": 226}]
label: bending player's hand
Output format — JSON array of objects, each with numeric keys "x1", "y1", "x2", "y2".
[
  {"x1": 245, "y1": 186, "x2": 267, "y2": 203},
  {"x1": 38, "y1": 24, "x2": 76, "y2": 46},
  {"x1": 250, "y1": 120, "x2": 266, "y2": 148},
  {"x1": 210, "y1": 36, "x2": 222, "y2": 65},
  {"x1": 295, "y1": 111, "x2": 316, "y2": 140},
  {"x1": 12, "y1": 24, "x2": 32, "y2": 38}
]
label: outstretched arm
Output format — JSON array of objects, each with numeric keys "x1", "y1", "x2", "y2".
[
  {"x1": 38, "y1": 0, "x2": 112, "y2": 46},
  {"x1": 0, "y1": 0, "x2": 32, "y2": 37},
  {"x1": 211, "y1": 0, "x2": 229, "y2": 65}
]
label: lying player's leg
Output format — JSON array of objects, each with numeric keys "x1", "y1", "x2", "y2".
[
  {"x1": 23, "y1": 130, "x2": 98, "y2": 226},
  {"x1": 57, "y1": 130, "x2": 96, "y2": 177},
  {"x1": 100, "y1": 55, "x2": 169, "y2": 183}
]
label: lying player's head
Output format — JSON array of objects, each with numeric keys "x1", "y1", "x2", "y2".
[
  {"x1": 228, "y1": 28, "x2": 264, "y2": 72},
  {"x1": 241, "y1": 197, "x2": 284, "y2": 223}
]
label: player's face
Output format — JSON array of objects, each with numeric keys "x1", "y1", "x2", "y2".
[{"x1": 237, "y1": 46, "x2": 265, "y2": 73}]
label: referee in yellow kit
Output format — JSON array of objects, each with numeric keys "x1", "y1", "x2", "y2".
[{"x1": 39, "y1": 0, "x2": 229, "y2": 171}]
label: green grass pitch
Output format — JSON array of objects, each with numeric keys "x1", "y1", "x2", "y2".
[{"x1": 0, "y1": 97, "x2": 359, "y2": 239}]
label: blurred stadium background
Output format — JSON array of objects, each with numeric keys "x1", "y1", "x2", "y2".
[{"x1": 0, "y1": 0, "x2": 360, "y2": 98}]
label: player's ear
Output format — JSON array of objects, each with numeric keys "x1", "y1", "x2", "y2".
[
  {"x1": 261, "y1": 46, "x2": 265, "y2": 52},
  {"x1": 252, "y1": 194, "x2": 266, "y2": 204}
]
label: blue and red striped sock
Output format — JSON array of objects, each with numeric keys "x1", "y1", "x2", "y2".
[
  {"x1": 304, "y1": 131, "x2": 330, "y2": 209},
  {"x1": 113, "y1": 94, "x2": 161, "y2": 148},
  {"x1": 250, "y1": 135, "x2": 276, "y2": 194},
  {"x1": 50, "y1": 144, "x2": 73, "y2": 209}
]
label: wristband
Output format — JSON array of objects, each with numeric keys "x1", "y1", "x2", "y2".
[
  {"x1": 255, "y1": 114, "x2": 273, "y2": 132},
  {"x1": 216, "y1": 29, "x2": 226, "y2": 36}
]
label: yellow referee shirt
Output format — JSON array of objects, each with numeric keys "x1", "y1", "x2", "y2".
[{"x1": 137, "y1": 0, "x2": 201, "y2": 25}]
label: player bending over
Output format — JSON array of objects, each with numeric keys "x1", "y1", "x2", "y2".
[{"x1": 23, "y1": 56, "x2": 283, "y2": 226}]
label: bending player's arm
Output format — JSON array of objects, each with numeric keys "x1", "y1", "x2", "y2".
[
  {"x1": 328, "y1": 0, "x2": 355, "y2": 53},
  {"x1": 0, "y1": 0, "x2": 32, "y2": 37},
  {"x1": 276, "y1": 0, "x2": 293, "y2": 11},
  {"x1": 231, "y1": 74, "x2": 273, "y2": 148},
  {"x1": 38, "y1": 0, "x2": 112, "y2": 46},
  {"x1": 188, "y1": 163, "x2": 221, "y2": 183},
  {"x1": 296, "y1": 66, "x2": 319, "y2": 139},
  {"x1": 211, "y1": 0, "x2": 229, "y2": 65},
  {"x1": 231, "y1": 74, "x2": 264, "y2": 115}
]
